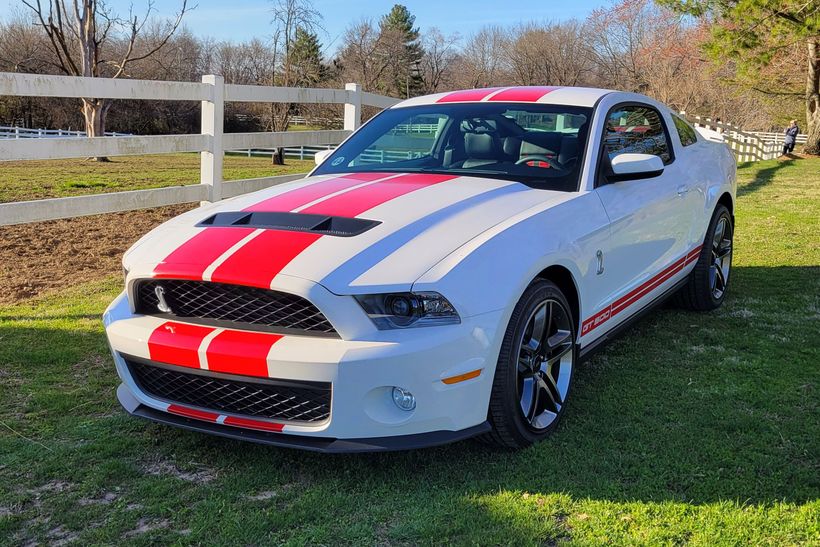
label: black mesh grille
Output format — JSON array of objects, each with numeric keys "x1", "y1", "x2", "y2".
[
  {"x1": 127, "y1": 359, "x2": 331, "y2": 423},
  {"x1": 135, "y1": 280, "x2": 336, "y2": 335}
]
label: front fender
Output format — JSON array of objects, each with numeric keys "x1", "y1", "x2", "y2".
[{"x1": 413, "y1": 192, "x2": 609, "y2": 332}]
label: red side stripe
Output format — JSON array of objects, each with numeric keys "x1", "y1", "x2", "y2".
[
  {"x1": 487, "y1": 86, "x2": 560, "y2": 102},
  {"x1": 686, "y1": 245, "x2": 703, "y2": 262},
  {"x1": 223, "y1": 416, "x2": 285, "y2": 432},
  {"x1": 205, "y1": 330, "x2": 283, "y2": 378},
  {"x1": 167, "y1": 404, "x2": 220, "y2": 422},
  {"x1": 300, "y1": 173, "x2": 457, "y2": 217},
  {"x1": 611, "y1": 256, "x2": 687, "y2": 312},
  {"x1": 209, "y1": 230, "x2": 322, "y2": 289},
  {"x1": 147, "y1": 321, "x2": 215, "y2": 368},
  {"x1": 243, "y1": 172, "x2": 389, "y2": 213},
  {"x1": 153, "y1": 227, "x2": 256, "y2": 281},
  {"x1": 582, "y1": 245, "x2": 702, "y2": 336},
  {"x1": 436, "y1": 88, "x2": 503, "y2": 103},
  {"x1": 611, "y1": 258, "x2": 686, "y2": 316}
]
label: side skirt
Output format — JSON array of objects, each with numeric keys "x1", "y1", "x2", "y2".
[{"x1": 578, "y1": 276, "x2": 688, "y2": 363}]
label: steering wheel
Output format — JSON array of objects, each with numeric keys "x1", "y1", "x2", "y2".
[
  {"x1": 515, "y1": 155, "x2": 570, "y2": 175},
  {"x1": 515, "y1": 154, "x2": 554, "y2": 166}
]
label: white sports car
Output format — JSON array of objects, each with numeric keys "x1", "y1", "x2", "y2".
[{"x1": 104, "y1": 86, "x2": 736, "y2": 452}]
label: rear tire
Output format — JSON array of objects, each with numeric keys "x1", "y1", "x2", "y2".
[
  {"x1": 676, "y1": 204, "x2": 734, "y2": 311},
  {"x1": 484, "y1": 279, "x2": 577, "y2": 449}
]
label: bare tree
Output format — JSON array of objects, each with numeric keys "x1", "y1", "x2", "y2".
[
  {"x1": 21, "y1": 0, "x2": 190, "y2": 160},
  {"x1": 503, "y1": 21, "x2": 592, "y2": 86},
  {"x1": 419, "y1": 28, "x2": 460, "y2": 94},
  {"x1": 454, "y1": 26, "x2": 509, "y2": 88},
  {"x1": 336, "y1": 18, "x2": 394, "y2": 92},
  {"x1": 267, "y1": 0, "x2": 323, "y2": 163}
]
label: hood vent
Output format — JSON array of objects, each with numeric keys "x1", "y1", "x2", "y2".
[{"x1": 197, "y1": 211, "x2": 381, "y2": 237}]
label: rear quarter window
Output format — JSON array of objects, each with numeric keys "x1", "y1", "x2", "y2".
[{"x1": 673, "y1": 115, "x2": 698, "y2": 147}]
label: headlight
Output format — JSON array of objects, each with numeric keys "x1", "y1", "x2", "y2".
[{"x1": 355, "y1": 292, "x2": 460, "y2": 329}]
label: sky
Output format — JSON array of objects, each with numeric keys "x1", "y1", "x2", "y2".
[{"x1": 0, "y1": 0, "x2": 611, "y2": 54}]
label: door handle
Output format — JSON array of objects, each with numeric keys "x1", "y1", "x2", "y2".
[{"x1": 676, "y1": 185, "x2": 689, "y2": 197}]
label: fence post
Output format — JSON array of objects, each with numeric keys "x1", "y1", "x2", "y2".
[
  {"x1": 200, "y1": 74, "x2": 224, "y2": 203},
  {"x1": 344, "y1": 83, "x2": 362, "y2": 131}
]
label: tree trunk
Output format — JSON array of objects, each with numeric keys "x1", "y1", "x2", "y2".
[
  {"x1": 82, "y1": 97, "x2": 112, "y2": 162},
  {"x1": 271, "y1": 147, "x2": 285, "y2": 165},
  {"x1": 805, "y1": 39, "x2": 820, "y2": 156}
]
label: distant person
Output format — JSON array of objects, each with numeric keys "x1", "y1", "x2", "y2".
[{"x1": 783, "y1": 120, "x2": 799, "y2": 155}]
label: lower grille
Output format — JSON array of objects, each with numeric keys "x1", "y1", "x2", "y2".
[{"x1": 126, "y1": 358, "x2": 331, "y2": 424}]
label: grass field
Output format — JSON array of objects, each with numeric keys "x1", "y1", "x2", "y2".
[
  {"x1": 0, "y1": 154, "x2": 314, "y2": 203},
  {"x1": 0, "y1": 158, "x2": 818, "y2": 545}
]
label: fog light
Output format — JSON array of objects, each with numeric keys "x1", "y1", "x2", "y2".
[{"x1": 391, "y1": 386, "x2": 416, "y2": 411}]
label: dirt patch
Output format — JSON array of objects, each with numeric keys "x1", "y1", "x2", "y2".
[
  {"x1": 78, "y1": 492, "x2": 118, "y2": 506},
  {"x1": 124, "y1": 518, "x2": 170, "y2": 537},
  {"x1": 142, "y1": 458, "x2": 216, "y2": 484},
  {"x1": 0, "y1": 205, "x2": 193, "y2": 305}
]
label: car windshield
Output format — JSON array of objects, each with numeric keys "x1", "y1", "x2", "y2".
[{"x1": 312, "y1": 103, "x2": 593, "y2": 192}]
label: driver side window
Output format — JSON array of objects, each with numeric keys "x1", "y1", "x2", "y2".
[{"x1": 603, "y1": 105, "x2": 672, "y2": 164}]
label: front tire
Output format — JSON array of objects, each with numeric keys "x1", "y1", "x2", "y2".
[
  {"x1": 677, "y1": 204, "x2": 734, "y2": 311},
  {"x1": 484, "y1": 279, "x2": 576, "y2": 449}
]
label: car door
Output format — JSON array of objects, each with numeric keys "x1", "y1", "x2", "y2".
[{"x1": 592, "y1": 103, "x2": 693, "y2": 326}]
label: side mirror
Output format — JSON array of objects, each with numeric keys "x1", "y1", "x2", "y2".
[
  {"x1": 314, "y1": 149, "x2": 334, "y2": 166},
  {"x1": 609, "y1": 153, "x2": 664, "y2": 181}
]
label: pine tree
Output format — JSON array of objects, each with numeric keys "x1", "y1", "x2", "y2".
[
  {"x1": 379, "y1": 4, "x2": 424, "y2": 98},
  {"x1": 289, "y1": 27, "x2": 325, "y2": 87}
]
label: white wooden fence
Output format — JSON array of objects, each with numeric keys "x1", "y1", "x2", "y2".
[
  {"x1": 0, "y1": 125, "x2": 130, "y2": 138},
  {"x1": 684, "y1": 114, "x2": 808, "y2": 162},
  {"x1": 0, "y1": 72, "x2": 399, "y2": 226}
]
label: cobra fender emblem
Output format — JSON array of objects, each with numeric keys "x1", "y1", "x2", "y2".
[{"x1": 155, "y1": 285, "x2": 172, "y2": 313}]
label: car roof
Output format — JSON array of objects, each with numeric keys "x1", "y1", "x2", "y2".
[{"x1": 391, "y1": 86, "x2": 614, "y2": 109}]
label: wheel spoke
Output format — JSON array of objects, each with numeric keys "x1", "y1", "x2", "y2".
[
  {"x1": 715, "y1": 243, "x2": 732, "y2": 260},
  {"x1": 538, "y1": 373, "x2": 562, "y2": 413},
  {"x1": 526, "y1": 376, "x2": 542, "y2": 422},
  {"x1": 709, "y1": 265, "x2": 718, "y2": 291},
  {"x1": 713, "y1": 218, "x2": 726, "y2": 250},
  {"x1": 528, "y1": 303, "x2": 548, "y2": 354},
  {"x1": 715, "y1": 263, "x2": 727, "y2": 292}
]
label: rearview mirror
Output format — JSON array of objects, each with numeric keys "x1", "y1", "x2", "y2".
[
  {"x1": 609, "y1": 153, "x2": 664, "y2": 181},
  {"x1": 314, "y1": 149, "x2": 333, "y2": 166}
]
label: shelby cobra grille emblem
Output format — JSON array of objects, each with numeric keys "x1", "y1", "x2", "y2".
[{"x1": 154, "y1": 285, "x2": 172, "y2": 313}]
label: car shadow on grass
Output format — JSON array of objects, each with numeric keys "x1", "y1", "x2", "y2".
[{"x1": 737, "y1": 158, "x2": 795, "y2": 197}]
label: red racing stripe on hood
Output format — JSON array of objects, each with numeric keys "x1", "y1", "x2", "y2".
[
  {"x1": 154, "y1": 227, "x2": 256, "y2": 280},
  {"x1": 300, "y1": 173, "x2": 457, "y2": 217},
  {"x1": 205, "y1": 329, "x2": 283, "y2": 378},
  {"x1": 152, "y1": 173, "x2": 388, "y2": 280},
  {"x1": 208, "y1": 230, "x2": 322, "y2": 288},
  {"x1": 243, "y1": 172, "x2": 388, "y2": 212},
  {"x1": 436, "y1": 88, "x2": 503, "y2": 103},
  {"x1": 148, "y1": 321, "x2": 215, "y2": 368},
  {"x1": 209, "y1": 173, "x2": 456, "y2": 288},
  {"x1": 487, "y1": 86, "x2": 560, "y2": 102}
]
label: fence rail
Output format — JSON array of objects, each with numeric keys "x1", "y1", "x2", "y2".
[
  {"x1": 683, "y1": 114, "x2": 808, "y2": 162},
  {"x1": 0, "y1": 125, "x2": 129, "y2": 138},
  {"x1": 0, "y1": 73, "x2": 400, "y2": 226}
]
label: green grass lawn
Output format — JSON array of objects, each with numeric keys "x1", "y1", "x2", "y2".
[
  {"x1": 0, "y1": 154, "x2": 314, "y2": 203},
  {"x1": 1, "y1": 158, "x2": 818, "y2": 545}
]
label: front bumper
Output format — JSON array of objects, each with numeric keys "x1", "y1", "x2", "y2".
[
  {"x1": 104, "y1": 287, "x2": 505, "y2": 450},
  {"x1": 118, "y1": 384, "x2": 490, "y2": 453}
]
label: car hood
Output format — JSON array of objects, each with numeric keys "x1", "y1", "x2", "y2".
[{"x1": 124, "y1": 172, "x2": 571, "y2": 294}]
